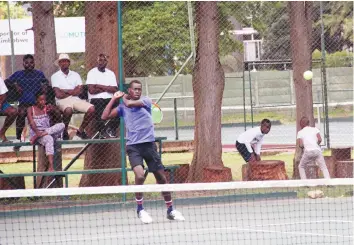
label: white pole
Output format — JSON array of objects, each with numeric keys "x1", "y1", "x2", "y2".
[
  {"x1": 7, "y1": 1, "x2": 15, "y2": 74},
  {"x1": 317, "y1": 104, "x2": 321, "y2": 130}
]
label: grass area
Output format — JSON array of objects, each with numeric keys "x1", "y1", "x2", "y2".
[
  {"x1": 0, "y1": 150, "x2": 336, "y2": 188},
  {"x1": 1, "y1": 150, "x2": 352, "y2": 205}
]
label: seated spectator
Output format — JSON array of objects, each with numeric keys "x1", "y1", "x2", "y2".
[
  {"x1": 51, "y1": 54, "x2": 95, "y2": 139},
  {"x1": 0, "y1": 76, "x2": 18, "y2": 142},
  {"x1": 87, "y1": 54, "x2": 119, "y2": 138},
  {"x1": 27, "y1": 92, "x2": 65, "y2": 172},
  {"x1": 5, "y1": 54, "x2": 48, "y2": 149}
]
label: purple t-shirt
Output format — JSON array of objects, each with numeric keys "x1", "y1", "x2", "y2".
[{"x1": 117, "y1": 96, "x2": 155, "y2": 145}]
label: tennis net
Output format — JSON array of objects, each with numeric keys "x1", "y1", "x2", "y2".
[{"x1": 0, "y1": 178, "x2": 353, "y2": 245}]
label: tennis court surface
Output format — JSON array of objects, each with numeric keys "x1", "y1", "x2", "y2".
[{"x1": 0, "y1": 179, "x2": 353, "y2": 245}]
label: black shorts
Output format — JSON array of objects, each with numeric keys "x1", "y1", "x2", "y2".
[
  {"x1": 236, "y1": 141, "x2": 253, "y2": 162},
  {"x1": 126, "y1": 142, "x2": 164, "y2": 172}
]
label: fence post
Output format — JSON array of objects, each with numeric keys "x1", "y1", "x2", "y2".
[{"x1": 173, "y1": 98, "x2": 179, "y2": 140}]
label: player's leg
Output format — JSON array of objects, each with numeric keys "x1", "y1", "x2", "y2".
[
  {"x1": 144, "y1": 142, "x2": 185, "y2": 221},
  {"x1": 37, "y1": 135, "x2": 55, "y2": 171},
  {"x1": 73, "y1": 100, "x2": 95, "y2": 138},
  {"x1": 57, "y1": 97, "x2": 74, "y2": 140},
  {"x1": 298, "y1": 151, "x2": 313, "y2": 179},
  {"x1": 127, "y1": 144, "x2": 152, "y2": 224},
  {"x1": 315, "y1": 152, "x2": 330, "y2": 179},
  {"x1": 45, "y1": 122, "x2": 65, "y2": 138},
  {"x1": 15, "y1": 103, "x2": 28, "y2": 140},
  {"x1": 236, "y1": 141, "x2": 253, "y2": 163},
  {"x1": 0, "y1": 104, "x2": 18, "y2": 142}
]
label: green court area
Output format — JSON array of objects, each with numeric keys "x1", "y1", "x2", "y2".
[{"x1": 0, "y1": 150, "x2": 336, "y2": 189}]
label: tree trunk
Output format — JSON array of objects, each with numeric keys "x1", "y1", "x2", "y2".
[
  {"x1": 36, "y1": 145, "x2": 63, "y2": 188},
  {"x1": 289, "y1": 2, "x2": 314, "y2": 179},
  {"x1": 31, "y1": 2, "x2": 57, "y2": 79},
  {"x1": 81, "y1": 2, "x2": 122, "y2": 186},
  {"x1": 248, "y1": 160, "x2": 288, "y2": 181},
  {"x1": 187, "y1": 2, "x2": 225, "y2": 183},
  {"x1": 85, "y1": 2, "x2": 119, "y2": 77},
  {"x1": 79, "y1": 121, "x2": 126, "y2": 187}
]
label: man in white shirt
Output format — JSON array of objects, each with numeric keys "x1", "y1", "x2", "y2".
[
  {"x1": 86, "y1": 54, "x2": 119, "y2": 138},
  {"x1": 0, "y1": 76, "x2": 18, "y2": 142},
  {"x1": 236, "y1": 119, "x2": 271, "y2": 163},
  {"x1": 297, "y1": 116, "x2": 330, "y2": 179},
  {"x1": 51, "y1": 54, "x2": 95, "y2": 139}
]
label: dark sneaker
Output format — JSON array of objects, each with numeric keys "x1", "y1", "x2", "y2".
[
  {"x1": 62, "y1": 130, "x2": 69, "y2": 140},
  {"x1": 106, "y1": 128, "x2": 117, "y2": 138},
  {"x1": 13, "y1": 139, "x2": 22, "y2": 153},
  {"x1": 76, "y1": 130, "x2": 89, "y2": 139},
  {"x1": 100, "y1": 128, "x2": 116, "y2": 139}
]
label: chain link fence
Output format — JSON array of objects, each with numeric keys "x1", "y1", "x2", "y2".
[{"x1": 0, "y1": 1, "x2": 352, "y2": 187}]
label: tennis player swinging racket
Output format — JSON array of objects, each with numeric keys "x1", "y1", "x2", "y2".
[{"x1": 102, "y1": 80, "x2": 184, "y2": 224}]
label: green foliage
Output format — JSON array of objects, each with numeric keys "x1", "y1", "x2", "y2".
[
  {"x1": 122, "y1": 2, "x2": 191, "y2": 76},
  {"x1": 0, "y1": 2, "x2": 29, "y2": 19},
  {"x1": 312, "y1": 49, "x2": 353, "y2": 68},
  {"x1": 122, "y1": 2, "x2": 245, "y2": 76},
  {"x1": 53, "y1": 1, "x2": 85, "y2": 17},
  {"x1": 319, "y1": 1, "x2": 353, "y2": 43}
]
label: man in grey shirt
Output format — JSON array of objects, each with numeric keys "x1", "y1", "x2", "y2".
[{"x1": 102, "y1": 80, "x2": 185, "y2": 224}]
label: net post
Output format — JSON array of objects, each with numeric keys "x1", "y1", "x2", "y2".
[
  {"x1": 32, "y1": 145, "x2": 36, "y2": 189},
  {"x1": 117, "y1": 1, "x2": 127, "y2": 202},
  {"x1": 173, "y1": 98, "x2": 179, "y2": 140},
  {"x1": 65, "y1": 175, "x2": 69, "y2": 188}
]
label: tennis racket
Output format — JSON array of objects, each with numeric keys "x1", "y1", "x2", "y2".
[{"x1": 151, "y1": 103, "x2": 163, "y2": 124}]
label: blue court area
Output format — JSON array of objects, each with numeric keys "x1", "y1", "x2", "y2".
[{"x1": 0, "y1": 193, "x2": 352, "y2": 245}]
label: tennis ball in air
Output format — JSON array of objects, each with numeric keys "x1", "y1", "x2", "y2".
[{"x1": 303, "y1": 70, "x2": 313, "y2": 80}]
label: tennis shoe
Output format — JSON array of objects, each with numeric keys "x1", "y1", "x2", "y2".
[
  {"x1": 138, "y1": 209, "x2": 153, "y2": 224},
  {"x1": 167, "y1": 209, "x2": 185, "y2": 221}
]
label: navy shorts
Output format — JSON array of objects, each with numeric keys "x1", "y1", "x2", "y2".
[
  {"x1": 126, "y1": 142, "x2": 164, "y2": 172},
  {"x1": 236, "y1": 141, "x2": 253, "y2": 162}
]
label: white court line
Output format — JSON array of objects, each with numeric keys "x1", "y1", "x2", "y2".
[
  {"x1": 253, "y1": 220, "x2": 353, "y2": 227},
  {"x1": 15, "y1": 223, "x2": 353, "y2": 244}
]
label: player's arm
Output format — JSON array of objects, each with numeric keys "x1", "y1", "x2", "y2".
[
  {"x1": 53, "y1": 87, "x2": 70, "y2": 99},
  {"x1": 88, "y1": 85, "x2": 104, "y2": 94},
  {"x1": 0, "y1": 94, "x2": 6, "y2": 108},
  {"x1": 101, "y1": 91, "x2": 124, "y2": 120},
  {"x1": 86, "y1": 71, "x2": 104, "y2": 94},
  {"x1": 296, "y1": 130, "x2": 304, "y2": 148},
  {"x1": 68, "y1": 74, "x2": 83, "y2": 96},
  {"x1": 39, "y1": 72, "x2": 49, "y2": 93},
  {"x1": 27, "y1": 107, "x2": 41, "y2": 135},
  {"x1": 254, "y1": 138, "x2": 263, "y2": 161},
  {"x1": 5, "y1": 74, "x2": 22, "y2": 94},
  {"x1": 69, "y1": 85, "x2": 82, "y2": 96},
  {"x1": 316, "y1": 133, "x2": 322, "y2": 145},
  {"x1": 246, "y1": 143, "x2": 257, "y2": 163},
  {"x1": 96, "y1": 85, "x2": 118, "y2": 94},
  {"x1": 122, "y1": 94, "x2": 144, "y2": 108}
]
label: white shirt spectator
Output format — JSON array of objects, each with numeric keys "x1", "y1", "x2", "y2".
[
  {"x1": 86, "y1": 68, "x2": 117, "y2": 100},
  {"x1": 0, "y1": 77, "x2": 8, "y2": 95},
  {"x1": 51, "y1": 70, "x2": 83, "y2": 101},
  {"x1": 297, "y1": 126, "x2": 321, "y2": 152},
  {"x1": 237, "y1": 127, "x2": 264, "y2": 155}
]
